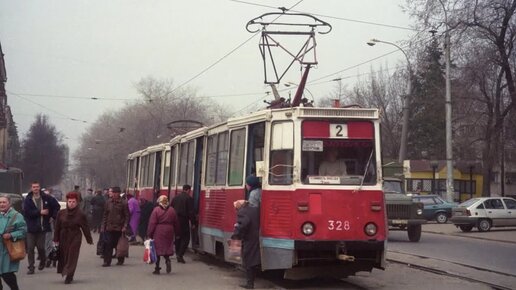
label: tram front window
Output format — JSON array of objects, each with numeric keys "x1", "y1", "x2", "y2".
[{"x1": 301, "y1": 139, "x2": 376, "y2": 185}]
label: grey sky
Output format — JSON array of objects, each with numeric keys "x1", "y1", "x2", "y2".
[{"x1": 0, "y1": 0, "x2": 415, "y2": 155}]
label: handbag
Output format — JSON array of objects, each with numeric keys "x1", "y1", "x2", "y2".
[
  {"x1": 2, "y1": 213, "x2": 26, "y2": 262},
  {"x1": 48, "y1": 245, "x2": 60, "y2": 261},
  {"x1": 116, "y1": 235, "x2": 129, "y2": 258}
]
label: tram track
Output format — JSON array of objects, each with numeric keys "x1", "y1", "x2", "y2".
[{"x1": 387, "y1": 252, "x2": 516, "y2": 290}]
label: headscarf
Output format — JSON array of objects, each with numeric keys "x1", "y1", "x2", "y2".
[
  {"x1": 245, "y1": 175, "x2": 261, "y2": 190},
  {"x1": 233, "y1": 200, "x2": 247, "y2": 210},
  {"x1": 157, "y1": 195, "x2": 169, "y2": 208}
]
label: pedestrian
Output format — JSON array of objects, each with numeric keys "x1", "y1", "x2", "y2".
[
  {"x1": 53, "y1": 191, "x2": 94, "y2": 284},
  {"x1": 90, "y1": 190, "x2": 106, "y2": 233},
  {"x1": 127, "y1": 193, "x2": 140, "y2": 243},
  {"x1": 81, "y1": 189, "x2": 94, "y2": 227},
  {"x1": 0, "y1": 194, "x2": 27, "y2": 290},
  {"x1": 22, "y1": 181, "x2": 60, "y2": 275},
  {"x1": 171, "y1": 184, "x2": 195, "y2": 264},
  {"x1": 101, "y1": 187, "x2": 129, "y2": 267},
  {"x1": 43, "y1": 188, "x2": 59, "y2": 268},
  {"x1": 245, "y1": 175, "x2": 261, "y2": 207},
  {"x1": 147, "y1": 195, "x2": 180, "y2": 275},
  {"x1": 72, "y1": 185, "x2": 82, "y2": 203},
  {"x1": 137, "y1": 197, "x2": 154, "y2": 242},
  {"x1": 232, "y1": 200, "x2": 260, "y2": 289}
]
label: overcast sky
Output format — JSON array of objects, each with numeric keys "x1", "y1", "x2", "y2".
[{"x1": 0, "y1": 0, "x2": 416, "y2": 156}]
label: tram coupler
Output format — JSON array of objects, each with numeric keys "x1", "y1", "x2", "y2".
[{"x1": 337, "y1": 254, "x2": 356, "y2": 262}]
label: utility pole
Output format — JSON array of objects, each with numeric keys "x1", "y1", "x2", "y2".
[{"x1": 439, "y1": 0, "x2": 454, "y2": 203}]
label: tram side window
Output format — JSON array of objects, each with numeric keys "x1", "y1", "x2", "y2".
[
  {"x1": 163, "y1": 150, "x2": 171, "y2": 187},
  {"x1": 148, "y1": 153, "x2": 156, "y2": 187},
  {"x1": 216, "y1": 132, "x2": 229, "y2": 185},
  {"x1": 187, "y1": 141, "x2": 195, "y2": 185},
  {"x1": 228, "y1": 128, "x2": 246, "y2": 186},
  {"x1": 139, "y1": 155, "x2": 146, "y2": 187},
  {"x1": 205, "y1": 135, "x2": 217, "y2": 186},
  {"x1": 269, "y1": 122, "x2": 293, "y2": 185},
  {"x1": 127, "y1": 160, "x2": 133, "y2": 189},
  {"x1": 178, "y1": 143, "x2": 189, "y2": 186},
  {"x1": 170, "y1": 146, "x2": 177, "y2": 187}
]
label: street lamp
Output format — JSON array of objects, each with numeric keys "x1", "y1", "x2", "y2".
[{"x1": 367, "y1": 38, "x2": 412, "y2": 165}]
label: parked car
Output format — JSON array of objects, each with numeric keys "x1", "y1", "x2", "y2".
[
  {"x1": 412, "y1": 194, "x2": 457, "y2": 224},
  {"x1": 450, "y1": 197, "x2": 516, "y2": 232}
]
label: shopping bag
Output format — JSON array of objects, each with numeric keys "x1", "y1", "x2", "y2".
[
  {"x1": 116, "y1": 235, "x2": 129, "y2": 258},
  {"x1": 143, "y1": 239, "x2": 151, "y2": 264},
  {"x1": 227, "y1": 239, "x2": 242, "y2": 262},
  {"x1": 149, "y1": 239, "x2": 157, "y2": 263},
  {"x1": 97, "y1": 232, "x2": 106, "y2": 256},
  {"x1": 3, "y1": 239, "x2": 26, "y2": 262}
]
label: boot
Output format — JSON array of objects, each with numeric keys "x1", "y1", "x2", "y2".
[
  {"x1": 153, "y1": 266, "x2": 161, "y2": 275},
  {"x1": 165, "y1": 259, "x2": 171, "y2": 274},
  {"x1": 64, "y1": 275, "x2": 73, "y2": 284},
  {"x1": 239, "y1": 267, "x2": 254, "y2": 289},
  {"x1": 46, "y1": 260, "x2": 52, "y2": 268}
]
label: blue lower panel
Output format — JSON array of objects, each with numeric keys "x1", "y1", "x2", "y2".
[
  {"x1": 261, "y1": 237, "x2": 295, "y2": 250},
  {"x1": 200, "y1": 226, "x2": 224, "y2": 238}
]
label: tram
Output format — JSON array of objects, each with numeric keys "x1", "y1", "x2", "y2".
[{"x1": 127, "y1": 106, "x2": 386, "y2": 279}]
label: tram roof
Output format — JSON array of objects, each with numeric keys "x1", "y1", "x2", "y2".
[
  {"x1": 127, "y1": 149, "x2": 144, "y2": 159},
  {"x1": 142, "y1": 142, "x2": 170, "y2": 154}
]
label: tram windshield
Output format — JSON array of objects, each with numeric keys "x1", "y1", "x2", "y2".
[{"x1": 301, "y1": 139, "x2": 376, "y2": 185}]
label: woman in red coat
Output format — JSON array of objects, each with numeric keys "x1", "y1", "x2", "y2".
[
  {"x1": 147, "y1": 195, "x2": 180, "y2": 274},
  {"x1": 54, "y1": 192, "x2": 93, "y2": 284}
]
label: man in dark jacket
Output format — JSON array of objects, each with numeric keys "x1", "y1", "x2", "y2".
[
  {"x1": 101, "y1": 186, "x2": 129, "y2": 267},
  {"x1": 232, "y1": 200, "x2": 260, "y2": 289},
  {"x1": 22, "y1": 181, "x2": 60, "y2": 274},
  {"x1": 171, "y1": 184, "x2": 195, "y2": 264}
]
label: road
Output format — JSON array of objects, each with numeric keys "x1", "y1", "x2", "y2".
[{"x1": 16, "y1": 230, "x2": 514, "y2": 290}]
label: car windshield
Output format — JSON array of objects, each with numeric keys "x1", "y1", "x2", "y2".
[
  {"x1": 383, "y1": 181, "x2": 404, "y2": 194},
  {"x1": 459, "y1": 198, "x2": 480, "y2": 207}
]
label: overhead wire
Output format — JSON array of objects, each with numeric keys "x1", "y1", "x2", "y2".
[
  {"x1": 8, "y1": 91, "x2": 89, "y2": 124},
  {"x1": 230, "y1": 0, "x2": 420, "y2": 31},
  {"x1": 170, "y1": 0, "x2": 306, "y2": 94}
]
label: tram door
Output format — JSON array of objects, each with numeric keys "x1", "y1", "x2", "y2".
[
  {"x1": 245, "y1": 122, "x2": 265, "y2": 200},
  {"x1": 192, "y1": 136, "x2": 204, "y2": 248}
]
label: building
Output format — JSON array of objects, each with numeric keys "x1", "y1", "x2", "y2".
[
  {"x1": 403, "y1": 160, "x2": 483, "y2": 202},
  {"x1": 0, "y1": 41, "x2": 19, "y2": 166}
]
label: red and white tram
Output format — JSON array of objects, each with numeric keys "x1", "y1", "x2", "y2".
[{"x1": 127, "y1": 106, "x2": 386, "y2": 279}]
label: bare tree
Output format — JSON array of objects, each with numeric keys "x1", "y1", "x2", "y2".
[{"x1": 75, "y1": 77, "x2": 230, "y2": 188}]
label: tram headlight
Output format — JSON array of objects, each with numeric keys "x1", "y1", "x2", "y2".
[
  {"x1": 301, "y1": 222, "x2": 315, "y2": 236},
  {"x1": 364, "y1": 223, "x2": 377, "y2": 236}
]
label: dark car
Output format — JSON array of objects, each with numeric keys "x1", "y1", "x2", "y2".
[{"x1": 412, "y1": 194, "x2": 457, "y2": 223}]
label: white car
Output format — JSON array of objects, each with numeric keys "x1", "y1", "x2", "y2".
[{"x1": 451, "y1": 197, "x2": 516, "y2": 232}]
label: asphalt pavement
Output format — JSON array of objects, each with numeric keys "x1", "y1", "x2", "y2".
[{"x1": 387, "y1": 223, "x2": 516, "y2": 290}]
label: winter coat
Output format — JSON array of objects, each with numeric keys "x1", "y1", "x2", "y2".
[
  {"x1": 233, "y1": 204, "x2": 260, "y2": 268},
  {"x1": 102, "y1": 198, "x2": 129, "y2": 232},
  {"x1": 54, "y1": 206, "x2": 93, "y2": 277},
  {"x1": 22, "y1": 191, "x2": 60, "y2": 233},
  {"x1": 127, "y1": 197, "x2": 140, "y2": 237},
  {"x1": 171, "y1": 192, "x2": 195, "y2": 235},
  {"x1": 137, "y1": 201, "x2": 154, "y2": 239},
  {"x1": 0, "y1": 208, "x2": 27, "y2": 274},
  {"x1": 147, "y1": 205, "x2": 180, "y2": 256}
]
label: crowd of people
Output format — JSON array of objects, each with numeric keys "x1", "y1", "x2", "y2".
[{"x1": 0, "y1": 175, "x2": 262, "y2": 289}]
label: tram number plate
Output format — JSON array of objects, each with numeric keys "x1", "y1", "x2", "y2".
[
  {"x1": 328, "y1": 220, "x2": 350, "y2": 231},
  {"x1": 330, "y1": 124, "x2": 348, "y2": 138}
]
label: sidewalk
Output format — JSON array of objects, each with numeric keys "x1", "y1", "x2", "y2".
[{"x1": 422, "y1": 223, "x2": 516, "y2": 244}]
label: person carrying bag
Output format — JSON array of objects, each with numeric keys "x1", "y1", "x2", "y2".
[
  {"x1": 3, "y1": 213, "x2": 26, "y2": 262},
  {"x1": 0, "y1": 195, "x2": 28, "y2": 290}
]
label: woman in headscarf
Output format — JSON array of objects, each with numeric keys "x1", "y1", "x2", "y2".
[
  {"x1": 54, "y1": 192, "x2": 93, "y2": 284},
  {"x1": 232, "y1": 198, "x2": 260, "y2": 289},
  {"x1": 245, "y1": 175, "x2": 261, "y2": 207},
  {"x1": 147, "y1": 195, "x2": 180, "y2": 275}
]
